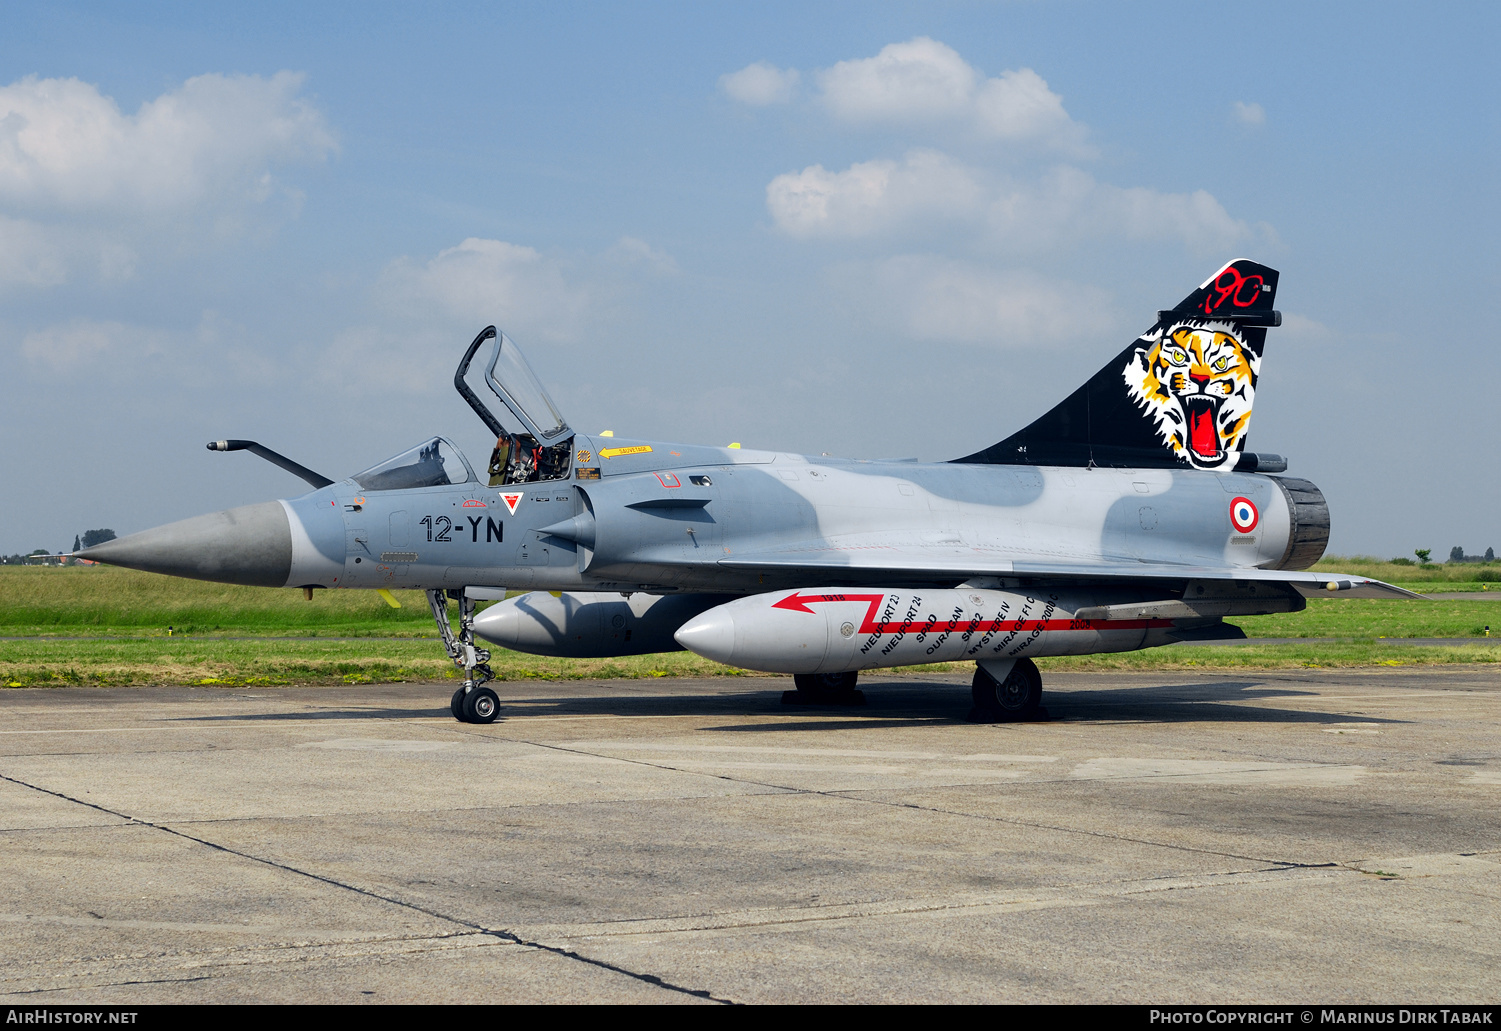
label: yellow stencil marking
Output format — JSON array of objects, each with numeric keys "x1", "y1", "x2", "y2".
[{"x1": 599, "y1": 445, "x2": 653, "y2": 459}]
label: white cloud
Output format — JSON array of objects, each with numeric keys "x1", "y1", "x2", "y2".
[
  {"x1": 1006, "y1": 165, "x2": 1253, "y2": 254},
  {"x1": 319, "y1": 232, "x2": 684, "y2": 396},
  {"x1": 720, "y1": 62, "x2": 800, "y2": 106},
  {"x1": 838, "y1": 255, "x2": 1117, "y2": 346},
  {"x1": 768, "y1": 151, "x2": 1253, "y2": 254},
  {"x1": 0, "y1": 72, "x2": 334, "y2": 212},
  {"x1": 814, "y1": 37, "x2": 1087, "y2": 153},
  {"x1": 975, "y1": 69, "x2": 1076, "y2": 142},
  {"x1": 18, "y1": 318, "x2": 168, "y2": 370},
  {"x1": 0, "y1": 216, "x2": 70, "y2": 287},
  {"x1": 1233, "y1": 101, "x2": 1266, "y2": 126},
  {"x1": 607, "y1": 235, "x2": 679, "y2": 276},
  {"x1": 308, "y1": 239, "x2": 590, "y2": 397},
  {"x1": 325, "y1": 234, "x2": 681, "y2": 394},
  {"x1": 818, "y1": 37, "x2": 977, "y2": 122},
  {"x1": 0, "y1": 214, "x2": 139, "y2": 288},
  {"x1": 379, "y1": 238, "x2": 591, "y2": 344},
  {"x1": 766, "y1": 149, "x2": 982, "y2": 238},
  {"x1": 0, "y1": 72, "x2": 333, "y2": 289}
]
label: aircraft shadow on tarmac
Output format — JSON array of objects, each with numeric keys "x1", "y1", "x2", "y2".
[
  {"x1": 708, "y1": 679, "x2": 1409, "y2": 732},
  {"x1": 165, "y1": 676, "x2": 1405, "y2": 730}
]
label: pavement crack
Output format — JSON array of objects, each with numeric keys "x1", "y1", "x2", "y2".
[
  {"x1": 819, "y1": 792, "x2": 1337, "y2": 869},
  {"x1": 479, "y1": 929, "x2": 734, "y2": 1003},
  {"x1": 0, "y1": 768, "x2": 733, "y2": 1004},
  {"x1": 507, "y1": 737, "x2": 802, "y2": 792},
  {"x1": 494, "y1": 743, "x2": 1330, "y2": 870},
  {"x1": 4, "y1": 975, "x2": 213, "y2": 996}
]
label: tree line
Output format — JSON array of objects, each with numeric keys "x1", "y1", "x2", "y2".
[
  {"x1": 1404, "y1": 546, "x2": 1496, "y2": 566},
  {"x1": 0, "y1": 529, "x2": 116, "y2": 565}
]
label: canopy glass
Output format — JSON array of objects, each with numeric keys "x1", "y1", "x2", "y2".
[
  {"x1": 351, "y1": 437, "x2": 474, "y2": 491},
  {"x1": 483, "y1": 332, "x2": 569, "y2": 444}
]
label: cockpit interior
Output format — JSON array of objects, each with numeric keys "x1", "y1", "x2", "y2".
[{"x1": 341, "y1": 328, "x2": 575, "y2": 492}]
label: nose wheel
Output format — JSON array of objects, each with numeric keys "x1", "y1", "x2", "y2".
[
  {"x1": 462, "y1": 687, "x2": 500, "y2": 723},
  {"x1": 429, "y1": 588, "x2": 499, "y2": 723}
]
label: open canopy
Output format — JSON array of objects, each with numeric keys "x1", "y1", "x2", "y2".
[{"x1": 455, "y1": 327, "x2": 571, "y2": 446}]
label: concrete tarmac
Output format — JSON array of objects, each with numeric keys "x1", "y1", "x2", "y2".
[{"x1": 0, "y1": 667, "x2": 1498, "y2": 1004}]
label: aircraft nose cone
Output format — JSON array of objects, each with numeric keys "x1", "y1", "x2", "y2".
[
  {"x1": 80, "y1": 501, "x2": 293, "y2": 587},
  {"x1": 673, "y1": 609, "x2": 736, "y2": 664}
]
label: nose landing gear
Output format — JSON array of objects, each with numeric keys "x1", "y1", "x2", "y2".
[
  {"x1": 428, "y1": 588, "x2": 500, "y2": 724},
  {"x1": 461, "y1": 686, "x2": 500, "y2": 723}
]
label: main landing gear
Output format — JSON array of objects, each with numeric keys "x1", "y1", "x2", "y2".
[
  {"x1": 970, "y1": 657, "x2": 1044, "y2": 722},
  {"x1": 427, "y1": 588, "x2": 499, "y2": 724},
  {"x1": 784, "y1": 671, "x2": 864, "y2": 706}
]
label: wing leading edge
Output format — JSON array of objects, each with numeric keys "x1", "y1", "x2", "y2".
[{"x1": 717, "y1": 545, "x2": 1418, "y2": 600}]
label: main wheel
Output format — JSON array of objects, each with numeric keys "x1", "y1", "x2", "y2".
[
  {"x1": 971, "y1": 658, "x2": 1042, "y2": 721},
  {"x1": 793, "y1": 671, "x2": 859, "y2": 702},
  {"x1": 451, "y1": 687, "x2": 468, "y2": 722},
  {"x1": 462, "y1": 686, "x2": 501, "y2": 724}
]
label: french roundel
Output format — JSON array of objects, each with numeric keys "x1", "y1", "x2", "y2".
[{"x1": 1230, "y1": 497, "x2": 1259, "y2": 533}]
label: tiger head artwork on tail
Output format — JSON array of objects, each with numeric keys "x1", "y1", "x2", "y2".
[
  {"x1": 953, "y1": 258, "x2": 1279, "y2": 471},
  {"x1": 1123, "y1": 323, "x2": 1259, "y2": 469}
]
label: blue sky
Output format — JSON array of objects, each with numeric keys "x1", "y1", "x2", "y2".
[{"x1": 1, "y1": 1, "x2": 1496, "y2": 559}]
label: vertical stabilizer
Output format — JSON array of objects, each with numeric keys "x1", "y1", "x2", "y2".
[{"x1": 955, "y1": 259, "x2": 1281, "y2": 470}]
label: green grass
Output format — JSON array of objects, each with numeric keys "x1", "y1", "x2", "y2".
[
  {"x1": 0, "y1": 565, "x2": 442, "y2": 636},
  {"x1": 1, "y1": 636, "x2": 1494, "y2": 689},
  {"x1": 0, "y1": 637, "x2": 772, "y2": 688},
  {"x1": 4, "y1": 566, "x2": 1494, "y2": 640},
  {"x1": 1237, "y1": 598, "x2": 1501, "y2": 638},
  {"x1": 1388, "y1": 584, "x2": 1496, "y2": 594},
  {"x1": 2, "y1": 563, "x2": 1497, "y2": 688},
  {"x1": 1036, "y1": 642, "x2": 1501, "y2": 672},
  {"x1": 1313, "y1": 555, "x2": 1501, "y2": 590}
]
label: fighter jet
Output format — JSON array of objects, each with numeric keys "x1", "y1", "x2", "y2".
[{"x1": 80, "y1": 259, "x2": 1414, "y2": 724}]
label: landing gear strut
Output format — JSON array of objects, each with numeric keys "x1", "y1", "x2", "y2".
[
  {"x1": 970, "y1": 657, "x2": 1044, "y2": 722},
  {"x1": 427, "y1": 588, "x2": 499, "y2": 724},
  {"x1": 785, "y1": 671, "x2": 864, "y2": 706}
]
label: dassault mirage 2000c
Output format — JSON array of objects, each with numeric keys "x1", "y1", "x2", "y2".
[{"x1": 80, "y1": 259, "x2": 1415, "y2": 723}]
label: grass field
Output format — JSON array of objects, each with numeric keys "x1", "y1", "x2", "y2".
[
  {"x1": 2, "y1": 636, "x2": 1495, "y2": 689},
  {"x1": 1, "y1": 562, "x2": 1497, "y2": 687},
  {"x1": 0, "y1": 565, "x2": 438, "y2": 636},
  {"x1": 1309, "y1": 555, "x2": 1500, "y2": 591},
  {"x1": 1235, "y1": 598, "x2": 1498, "y2": 638},
  {"x1": 0, "y1": 637, "x2": 757, "y2": 688}
]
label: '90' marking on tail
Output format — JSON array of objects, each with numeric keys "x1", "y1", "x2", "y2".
[{"x1": 1204, "y1": 267, "x2": 1264, "y2": 314}]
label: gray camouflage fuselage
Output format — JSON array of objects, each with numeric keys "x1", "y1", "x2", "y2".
[
  {"x1": 262, "y1": 437, "x2": 1311, "y2": 597},
  {"x1": 79, "y1": 259, "x2": 1415, "y2": 690}
]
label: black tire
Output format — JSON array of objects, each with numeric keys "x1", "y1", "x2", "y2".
[
  {"x1": 793, "y1": 671, "x2": 859, "y2": 701},
  {"x1": 462, "y1": 686, "x2": 501, "y2": 724},
  {"x1": 971, "y1": 658, "x2": 1042, "y2": 721},
  {"x1": 451, "y1": 687, "x2": 468, "y2": 722}
]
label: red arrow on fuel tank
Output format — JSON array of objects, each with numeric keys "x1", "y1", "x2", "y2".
[
  {"x1": 771, "y1": 592, "x2": 892, "y2": 632},
  {"x1": 770, "y1": 591, "x2": 887, "y2": 614}
]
